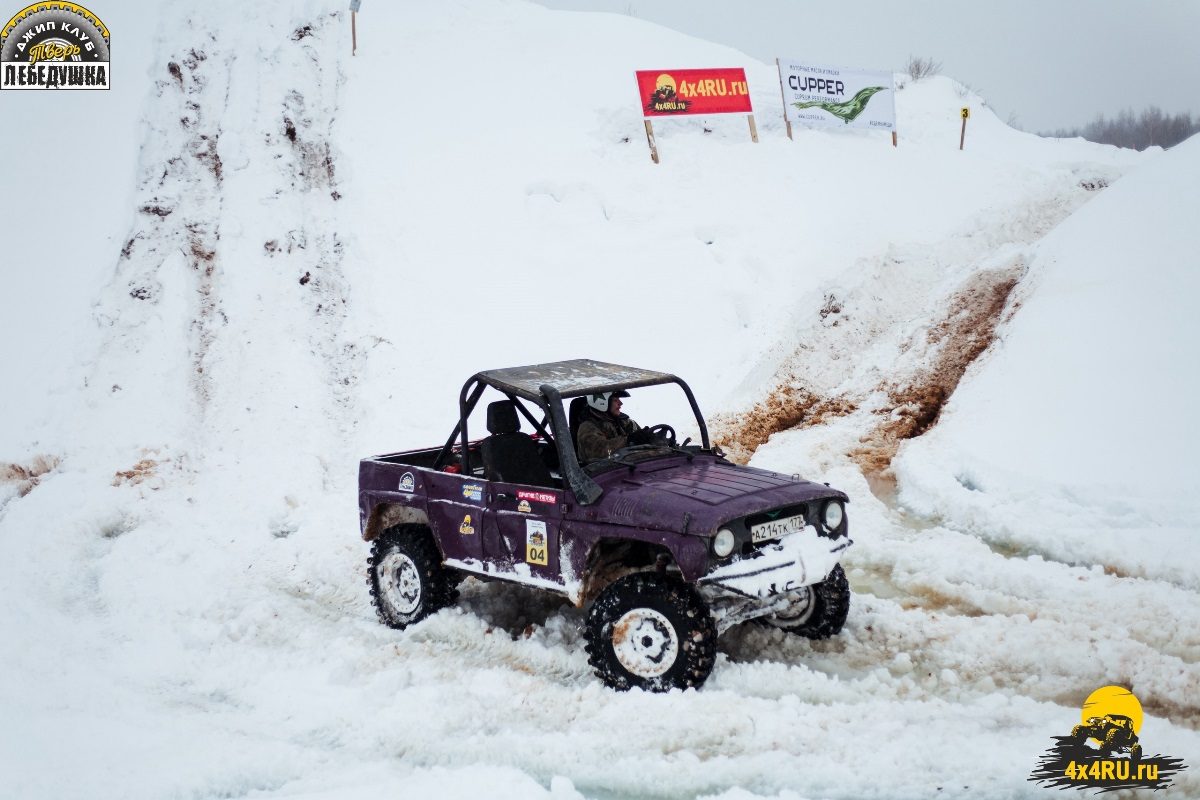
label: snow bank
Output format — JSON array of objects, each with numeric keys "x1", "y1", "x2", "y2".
[{"x1": 897, "y1": 133, "x2": 1200, "y2": 495}]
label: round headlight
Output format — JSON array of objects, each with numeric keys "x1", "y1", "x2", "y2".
[
  {"x1": 713, "y1": 528, "x2": 735, "y2": 558},
  {"x1": 822, "y1": 500, "x2": 844, "y2": 530}
]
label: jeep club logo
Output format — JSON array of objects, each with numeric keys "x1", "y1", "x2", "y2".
[
  {"x1": 1028, "y1": 685, "x2": 1188, "y2": 792},
  {"x1": 1, "y1": 2, "x2": 110, "y2": 90}
]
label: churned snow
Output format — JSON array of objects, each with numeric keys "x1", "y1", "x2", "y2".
[{"x1": 1, "y1": 1, "x2": 1196, "y2": 799}]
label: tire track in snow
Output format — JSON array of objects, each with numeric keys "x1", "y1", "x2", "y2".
[{"x1": 86, "y1": 8, "x2": 357, "y2": 460}]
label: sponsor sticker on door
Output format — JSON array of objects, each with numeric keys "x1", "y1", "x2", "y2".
[
  {"x1": 525, "y1": 520, "x2": 548, "y2": 566},
  {"x1": 517, "y1": 490, "x2": 556, "y2": 504}
]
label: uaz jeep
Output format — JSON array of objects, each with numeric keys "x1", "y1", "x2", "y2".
[{"x1": 358, "y1": 359, "x2": 853, "y2": 691}]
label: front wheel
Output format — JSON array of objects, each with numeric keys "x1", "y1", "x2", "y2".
[
  {"x1": 584, "y1": 573, "x2": 717, "y2": 692},
  {"x1": 368, "y1": 525, "x2": 458, "y2": 629},
  {"x1": 761, "y1": 563, "x2": 850, "y2": 639}
]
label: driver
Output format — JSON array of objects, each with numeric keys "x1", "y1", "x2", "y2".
[{"x1": 577, "y1": 391, "x2": 653, "y2": 462}]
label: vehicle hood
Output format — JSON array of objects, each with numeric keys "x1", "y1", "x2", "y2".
[{"x1": 573, "y1": 456, "x2": 846, "y2": 535}]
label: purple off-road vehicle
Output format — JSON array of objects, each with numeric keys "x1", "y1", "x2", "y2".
[{"x1": 358, "y1": 359, "x2": 852, "y2": 691}]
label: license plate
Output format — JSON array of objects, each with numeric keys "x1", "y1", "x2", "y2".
[{"x1": 750, "y1": 514, "x2": 805, "y2": 543}]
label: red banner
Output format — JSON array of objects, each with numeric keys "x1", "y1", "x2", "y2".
[{"x1": 635, "y1": 68, "x2": 753, "y2": 118}]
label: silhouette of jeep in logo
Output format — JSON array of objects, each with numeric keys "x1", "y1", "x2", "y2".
[{"x1": 1072, "y1": 714, "x2": 1142, "y2": 761}]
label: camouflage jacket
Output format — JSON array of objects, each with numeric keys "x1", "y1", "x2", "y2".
[{"x1": 577, "y1": 409, "x2": 640, "y2": 463}]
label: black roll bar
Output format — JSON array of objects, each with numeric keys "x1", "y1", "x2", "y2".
[{"x1": 540, "y1": 384, "x2": 602, "y2": 505}]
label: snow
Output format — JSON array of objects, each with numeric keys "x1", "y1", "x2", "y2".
[
  {"x1": 1, "y1": 0, "x2": 1197, "y2": 798},
  {"x1": 897, "y1": 133, "x2": 1200, "y2": 493},
  {"x1": 702, "y1": 526, "x2": 848, "y2": 600}
]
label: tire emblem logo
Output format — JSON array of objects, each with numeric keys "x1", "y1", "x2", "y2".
[{"x1": 2, "y1": 2, "x2": 110, "y2": 90}]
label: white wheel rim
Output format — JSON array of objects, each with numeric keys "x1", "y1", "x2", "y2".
[
  {"x1": 773, "y1": 586, "x2": 815, "y2": 627},
  {"x1": 379, "y1": 551, "x2": 421, "y2": 616},
  {"x1": 611, "y1": 608, "x2": 679, "y2": 678}
]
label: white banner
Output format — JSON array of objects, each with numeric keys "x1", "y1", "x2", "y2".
[{"x1": 778, "y1": 60, "x2": 895, "y2": 132}]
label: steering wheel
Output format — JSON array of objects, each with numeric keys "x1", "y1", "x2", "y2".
[{"x1": 648, "y1": 423, "x2": 676, "y2": 446}]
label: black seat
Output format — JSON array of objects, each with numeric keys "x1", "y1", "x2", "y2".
[
  {"x1": 480, "y1": 401, "x2": 555, "y2": 488},
  {"x1": 568, "y1": 396, "x2": 589, "y2": 451}
]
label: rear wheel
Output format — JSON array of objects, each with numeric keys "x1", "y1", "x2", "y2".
[
  {"x1": 762, "y1": 564, "x2": 850, "y2": 639},
  {"x1": 368, "y1": 525, "x2": 458, "y2": 629},
  {"x1": 585, "y1": 573, "x2": 717, "y2": 692}
]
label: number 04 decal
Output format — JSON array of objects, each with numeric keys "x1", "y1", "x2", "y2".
[{"x1": 525, "y1": 519, "x2": 548, "y2": 566}]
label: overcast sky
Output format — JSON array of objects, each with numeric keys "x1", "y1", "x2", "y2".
[{"x1": 533, "y1": 0, "x2": 1200, "y2": 132}]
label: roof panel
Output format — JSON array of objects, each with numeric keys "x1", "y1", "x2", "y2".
[{"x1": 477, "y1": 359, "x2": 676, "y2": 400}]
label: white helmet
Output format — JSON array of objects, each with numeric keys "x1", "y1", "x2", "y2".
[{"x1": 586, "y1": 390, "x2": 629, "y2": 413}]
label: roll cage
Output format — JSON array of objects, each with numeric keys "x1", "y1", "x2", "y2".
[{"x1": 432, "y1": 359, "x2": 712, "y2": 505}]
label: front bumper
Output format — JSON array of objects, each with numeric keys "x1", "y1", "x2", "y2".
[{"x1": 699, "y1": 528, "x2": 851, "y2": 599}]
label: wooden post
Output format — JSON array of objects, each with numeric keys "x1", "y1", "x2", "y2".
[
  {"x1": 892, "y1": 131, "x2": 898, "y2": 148},
  {"x1": 775, "y1": 58, "x2": 793, "y2": 140},
  {"x1": 959, "y1": 107, "x2": 969, "y2": 150},
  {"x1": 351, "y1": 10, "x2": 357, "y2": 56},
  {"x1": 644, "y1": 119, "x2": 660, "y2": 164},
  {"x1": 747, "y1": 114, "x2": 759, "y2": 143}
]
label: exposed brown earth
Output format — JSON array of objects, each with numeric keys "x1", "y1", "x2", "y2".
[
  {"x1": 715, "y1": 264, "x2": 1024, "y2": 475},
  {"x1": 112, "y1": 458, "x2": 160, "y2": 487},
  {"x1": 1, "y1": 455, "x2": 61, "y2": 497}
]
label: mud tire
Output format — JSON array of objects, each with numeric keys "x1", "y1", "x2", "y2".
[
  {"x1": 762, "y1": 564, "x2": 850, "y2": 639},
  {"x1": 1131, "y1": 743, "x2": 1142, "y2": 763},
  {"x1": 368, "y1": 524, "x2": 458, "y2": 629},
  {"x1": 584, "y1": 573, "x2": 717, "y2": 692},
  {"x1": 1070, "y1": 724, "x2": 1090, "y2": 743}
]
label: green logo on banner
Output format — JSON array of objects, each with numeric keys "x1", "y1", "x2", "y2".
[{"x1": 793, "y1": 86, "x2": 886, "y2": 124}]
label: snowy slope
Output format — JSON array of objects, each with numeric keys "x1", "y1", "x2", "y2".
[
  {"x1": 897, "y1": 134, "x2": 1200, "y2": 493},
  {"x1": 1, "y1": 1, "x2": 1197, "y2": 799}
]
